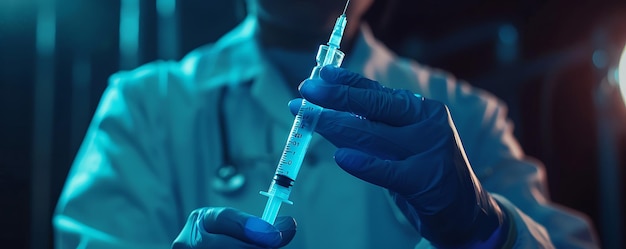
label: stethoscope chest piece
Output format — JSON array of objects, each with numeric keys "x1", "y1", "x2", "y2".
[{"x1": 212, "y1": 164, "x2": 246, "y2": 195}]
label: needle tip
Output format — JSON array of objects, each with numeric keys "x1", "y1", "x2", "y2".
[{"x1": 342, "y1": 0, "x2": 350, "y2": 15}]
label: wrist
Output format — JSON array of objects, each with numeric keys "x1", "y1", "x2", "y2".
[
  {"x1": 423, "y1": 194, "x2": 509, "y2": 248},
  {"x1": 446, "y1": 199, "x2": 517, "y2": 249}
]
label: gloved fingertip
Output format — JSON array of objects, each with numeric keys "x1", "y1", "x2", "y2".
[
  {"x1": 287, "y1": 99, "x2": 302, "y2": 116},
  {"x1": 243, "y1": 217, "x2": 281, "y2": 247},
  {"x1": 274, "y1": 216, "x2": 297, "y2": 231},
  {"x1": 297, "y1": 79, "x2": 307, "y2": 92},
  {"x1": 298, "y1": 79, "x2": 312, "y2": 96},
  {"x1": 298, "y1": 79, "x2": 325, "y2": 103},
  {"x1": 334, "y1": 148, "x2": 366, "y2": 172},
  {"x1": 320, "y1": 65, "x2": 341, "y2": 83},
  {"x1": 274, "y1": 216, "x2": 297, "y2": 247}
]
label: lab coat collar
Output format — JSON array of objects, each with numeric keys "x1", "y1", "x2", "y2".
[{"x1": 191, "y1": 16, "x2": 395, "y2": 129}]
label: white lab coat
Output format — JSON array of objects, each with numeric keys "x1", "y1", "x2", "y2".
[{"x1": 53, "y1": 17, "x2": 599, "y2": 248}]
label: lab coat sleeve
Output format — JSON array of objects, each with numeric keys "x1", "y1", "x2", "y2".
[
  {"x1": 482, "y1": 157, "x2": 599, "y2": 249},
  {"x1": 53, "y1": 62, "x2": 178, "y2": 249},
  {"x1": 449, "y1": 79, "x2": 600, "y2": 248}
]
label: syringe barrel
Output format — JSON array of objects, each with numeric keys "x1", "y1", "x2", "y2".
[
  {"x1": 310, "y1": 45, "x2": 345, "y2": 79},
  {"x1": 260, "y1": 44, "x2": 345, "y2": 225}
]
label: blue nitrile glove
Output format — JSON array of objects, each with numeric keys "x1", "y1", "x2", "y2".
[
  {"x1": 172, "y1": 207, "x2": 296, "y2": 249},
  {"x1": 289, "y1": 66, "x2": 509, "y2": 248}
]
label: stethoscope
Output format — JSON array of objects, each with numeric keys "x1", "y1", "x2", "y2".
[{"x1": 211, "y1": 86, "x2": 247, "y2": 195}]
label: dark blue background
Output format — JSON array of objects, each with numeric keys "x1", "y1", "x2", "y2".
[{"x1": 1, "y1": 0, "x2": 626, "y2": 248}]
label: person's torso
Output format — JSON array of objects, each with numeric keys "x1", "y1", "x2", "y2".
[
  {"x1": 155, "y1": 19, "x2": 506, "y2": 248},
  {"x1": 164, "y1": 77, "x2": 421, "y2": 248}
]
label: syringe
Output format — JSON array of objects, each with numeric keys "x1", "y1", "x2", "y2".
[{"x1": 259, "y1": 0, "x2": 350, "y2": 225}]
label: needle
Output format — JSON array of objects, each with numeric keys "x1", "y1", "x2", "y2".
[{"x1": 342, "y1": 0, "x2": 350, "y2": 15}]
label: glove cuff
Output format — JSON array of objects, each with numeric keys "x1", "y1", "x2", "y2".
[
  {"x1": 421, "y1": 192, "x2": 507, "y2": 248},
  {"x1": 435, "y1": 197, "x2": 516, "y2": 249}
]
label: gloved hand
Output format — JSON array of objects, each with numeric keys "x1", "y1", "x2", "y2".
[
  {"x1": 172, "y1": 207, "x2": 296, "y2": 249},
  {"x1": 289, "y1": 66, "x2": 510, "y2": 248}
]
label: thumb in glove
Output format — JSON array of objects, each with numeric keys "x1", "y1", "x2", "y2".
[{"x1": 172, "y1": 207, "x2": 296, "y2": 249}]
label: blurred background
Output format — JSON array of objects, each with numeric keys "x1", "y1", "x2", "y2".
[{"x1": 1, "y1": 0, "x2": 626, "y2": 248}]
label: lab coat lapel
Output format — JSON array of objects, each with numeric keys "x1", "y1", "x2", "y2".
[
  {"x1": 249, "y1": 58, "x2": 331, "y2": 152},
  {"x1": 195, "y1": 17, "x2": 301, "y2": 132},
  {"x1": 250, "y1": 62, "x2": 297, "y2": 129}
]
